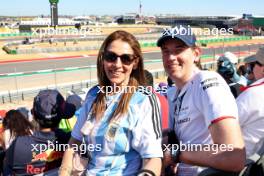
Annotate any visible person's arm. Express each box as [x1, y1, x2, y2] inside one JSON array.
[[177, 72, 246, 172], [59, 137, 81, 176], [141, 158, 162, 175], [180, 118, 245, 172], [132, 93, 163, 176], [59, 88, 96, 175]]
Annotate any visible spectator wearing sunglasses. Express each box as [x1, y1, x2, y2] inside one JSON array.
[[236, 47, 264, 158], [60, 30, 162, 176], [243, 55, 257, 85], [157, 25, 245, 176]]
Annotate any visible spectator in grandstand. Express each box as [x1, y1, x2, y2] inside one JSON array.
[[0, 110, 34, 176], [0, 110, 6, 175], [0, 110, 6, 119], [60, 30, 162, 176], [144, 69, 168, 97], [237, 64, 248, 83], [237, 64, 247, 77], [217, 54, 246, 97], [236, 47, 264, 158], [156, 82, 168, 97], [59, 94, 83, 132], [0, 109, 34, 150], [17, 106, 39, 131], [223, 51, 239, 65], [144, 69, 154, 87], [0, 110, 6, 133], [3, 89, 77, 175], [244, 54, 257, 85], [157, 25, 245, 176], [17, 107, 32, 121], [221, 51, 248, 86]]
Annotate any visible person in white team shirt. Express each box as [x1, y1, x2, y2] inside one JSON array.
[[157, 25, 245, 176], [60, 30, 162, 176], [236, 47, 264, 158]]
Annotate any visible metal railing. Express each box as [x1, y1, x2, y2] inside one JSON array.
[[0, 69, 167, 104]]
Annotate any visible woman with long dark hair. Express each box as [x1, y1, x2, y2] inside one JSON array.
[[60, 30, 162, 176], [0, 109, 33, 150]]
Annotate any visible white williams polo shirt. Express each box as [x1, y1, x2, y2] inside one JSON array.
[[167, 70, 238, 176], [236, 77, 264, 157]]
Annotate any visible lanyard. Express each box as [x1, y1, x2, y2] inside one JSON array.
[[173, 91, 186, 132]]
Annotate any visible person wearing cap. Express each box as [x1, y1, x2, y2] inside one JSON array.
[[217, 55, 245, 98], [217, 52, 248, 89], [60, 30, 162, 176], [59, 94, 83, 132], [222, 52, 248, 87], [236, 47, 264, 158], [3, 89, 77, 175], [157, 25, 245, 175], [223, 52, 239, 65]]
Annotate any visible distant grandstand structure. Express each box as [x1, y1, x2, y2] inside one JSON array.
[[155, 14, 264, 36], [155, 15, 240, 29]]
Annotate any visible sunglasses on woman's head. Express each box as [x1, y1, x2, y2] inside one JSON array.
[[103, 51, 135, 65]]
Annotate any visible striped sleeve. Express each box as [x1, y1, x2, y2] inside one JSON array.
[[131, 92, 163, 158], [148, 93, 162, 139]]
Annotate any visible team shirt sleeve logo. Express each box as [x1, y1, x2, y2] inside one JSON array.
[[201, 77, 220, 90]]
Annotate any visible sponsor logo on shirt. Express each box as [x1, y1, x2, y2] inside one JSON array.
[[178, 106, 189, 116], [26, 149, 63, 174], [201, 77, 220, 90], [177, 117, 191, 125]]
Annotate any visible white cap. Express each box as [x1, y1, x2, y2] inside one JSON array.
[[223, 52, 238, 64]]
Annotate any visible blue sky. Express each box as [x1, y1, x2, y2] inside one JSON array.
[[1, 0, 263, 17]]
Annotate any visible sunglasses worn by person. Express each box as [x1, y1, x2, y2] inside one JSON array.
[[103, 51, 135, 65], [255, 61, 263, 66], [247, 61, 263, 74]]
